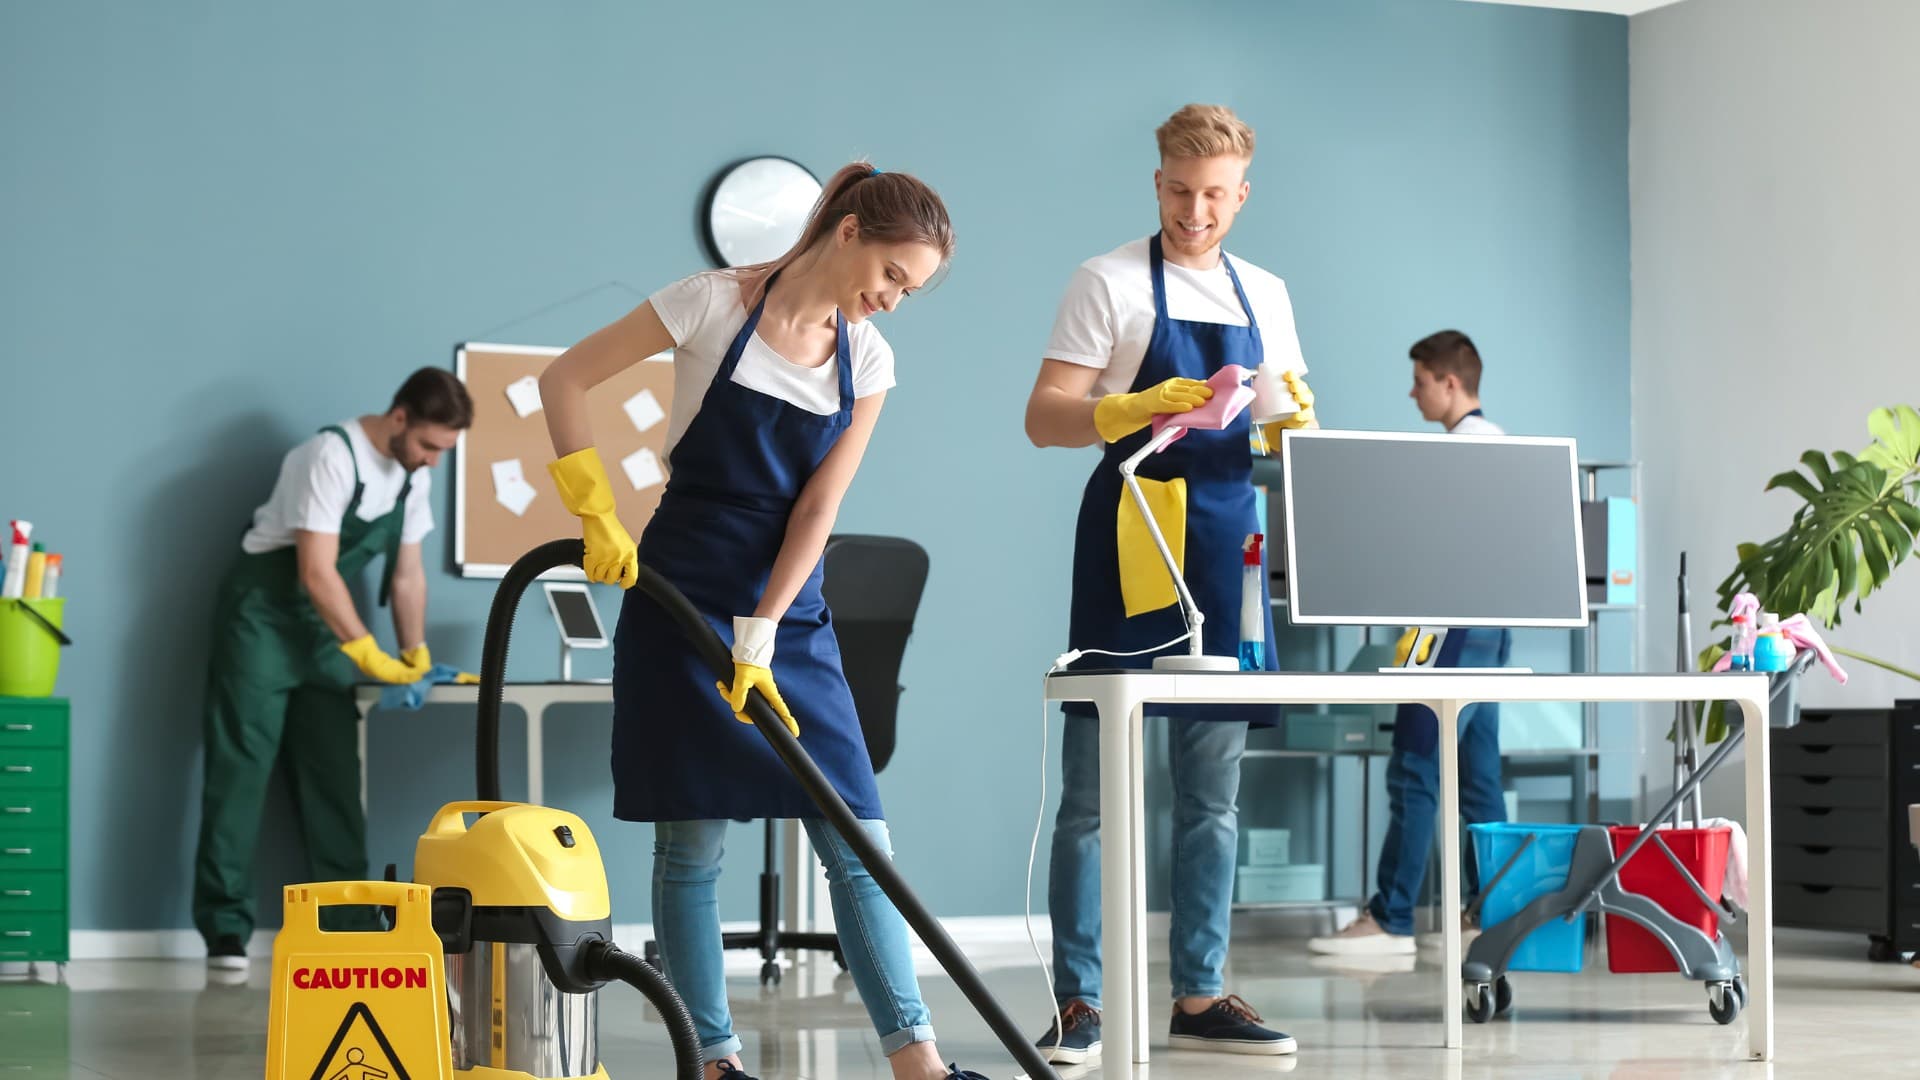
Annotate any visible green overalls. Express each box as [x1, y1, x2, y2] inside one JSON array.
[[192, 425, 410, 943]]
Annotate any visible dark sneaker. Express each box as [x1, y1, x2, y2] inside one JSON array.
[[715, 1063, 759, 1079], [945, 1067, 991, 1079], [1034, 999, 1102, 1064], [1167, 995, 1298, 1055], [206, 934, 248, 972]]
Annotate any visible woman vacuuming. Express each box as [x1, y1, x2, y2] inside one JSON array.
[[539, 162, 985, 1080]]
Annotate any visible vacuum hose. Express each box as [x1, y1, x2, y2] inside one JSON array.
[[475, 538, 702, 1079], [583, 941, 704, 1080], [478, 539, 1060, 1080]]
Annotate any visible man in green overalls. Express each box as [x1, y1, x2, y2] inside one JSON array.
[[193, 368, 474, 971]]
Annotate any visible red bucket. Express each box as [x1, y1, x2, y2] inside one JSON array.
[[1604, 825, 1732, 974]]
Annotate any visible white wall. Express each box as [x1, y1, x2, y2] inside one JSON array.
[[1631, 0, 1920, 812]]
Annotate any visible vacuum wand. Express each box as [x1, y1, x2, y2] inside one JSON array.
[[478, 540, 1060, 1080]]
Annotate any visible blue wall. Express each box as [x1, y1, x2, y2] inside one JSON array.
[[0, 0, 1627, 932]]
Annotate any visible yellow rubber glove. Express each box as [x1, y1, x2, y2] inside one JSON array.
[[548, 448, 639, 589], [401, 645, 480, 684], [1276, 372, 1316, 430], [713, 616, 799, 737], [718, 663, 799, 738], [1092, 376, 1213, 443], [341, 635, 432, 684], [1394, 628, 1437, 666]]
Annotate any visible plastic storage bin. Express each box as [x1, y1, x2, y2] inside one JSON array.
[[1603, 825, 1731, 973], [1234, 864, 1324, 904], [1470, 822, 1588, 973]]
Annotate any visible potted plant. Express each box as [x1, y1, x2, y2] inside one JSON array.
[[1695, 405, 1920, 740]]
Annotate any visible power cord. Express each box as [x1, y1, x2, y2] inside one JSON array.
[[1025, 631, 1190, 1062]]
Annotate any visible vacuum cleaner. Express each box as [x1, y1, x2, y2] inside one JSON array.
[[452, 539, 1060, 1080]]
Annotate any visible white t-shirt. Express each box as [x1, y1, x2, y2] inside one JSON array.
[[649, 270, 896, 463], [241, 420, 435, 554], [1044, 236, 1308, 396], [1448, 411, 1505, 436]]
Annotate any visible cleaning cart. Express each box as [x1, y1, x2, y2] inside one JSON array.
[[1461, 649, 1814, 1025]]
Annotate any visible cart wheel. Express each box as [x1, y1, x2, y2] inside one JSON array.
[[759, 960, 781, 987], [1494, 975, 1514, 1016], [1465, 982, 1496, 1024], [1868, 936, 1897, 963], [1707, 981, 1741, 1025], [1730, 977, 1746, 1009]]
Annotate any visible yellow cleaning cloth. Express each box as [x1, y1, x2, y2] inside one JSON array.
[[1117, 477, 1187, 618]]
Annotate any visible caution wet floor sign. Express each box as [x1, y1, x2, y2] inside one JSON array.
[[265, 881, 451, 1080]]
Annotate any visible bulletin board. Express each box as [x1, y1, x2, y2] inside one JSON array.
[[453, 342, 675, 578]]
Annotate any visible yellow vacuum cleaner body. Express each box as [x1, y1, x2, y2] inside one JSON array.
[[414, 801, 614, 1080]]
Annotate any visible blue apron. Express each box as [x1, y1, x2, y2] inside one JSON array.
[[1065, 234, 1280, 724], [610, 285, 882, 822]]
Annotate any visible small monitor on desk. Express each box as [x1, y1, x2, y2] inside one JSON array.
[[1278, 429, 1587, 629], [545, 582, 610, 647], [544, 582, 610, 681]]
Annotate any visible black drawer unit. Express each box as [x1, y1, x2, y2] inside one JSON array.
[[1768, 700, 1920, 961]]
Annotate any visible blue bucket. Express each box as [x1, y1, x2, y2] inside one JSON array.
[[1470, 822, 1588, 973]]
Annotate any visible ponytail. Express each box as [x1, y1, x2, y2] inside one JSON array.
[[733, 160, 953, 310]]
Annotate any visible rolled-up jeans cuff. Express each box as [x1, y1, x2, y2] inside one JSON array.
[[879, 1023, 937, 1056], [701, 1035, 743, 1063], [1171, 985, 1224, 1001]]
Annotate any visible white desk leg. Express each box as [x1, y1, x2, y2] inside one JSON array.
[[527, 705, 544, 807], [1127, 700, 1147, 1061], [782, 819, 807, 937], [1098, 688, 1149, 1070], [1739, 694, 1773, 1061], [1438, 699, 1464, 1051], [355, 701, 372, 813]]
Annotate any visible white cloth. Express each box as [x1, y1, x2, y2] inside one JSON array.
[[241, 419, 434, 554], [1447, 412, 1505, 436], [1043, 236, 1308, 396], [1650, 817, 1749, 908], [649, 270, 896, 463]]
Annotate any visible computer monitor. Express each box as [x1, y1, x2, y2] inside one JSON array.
[[1278, 429, 1588, 628]]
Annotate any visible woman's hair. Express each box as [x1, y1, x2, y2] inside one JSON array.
[[734, 160, 955, 309]]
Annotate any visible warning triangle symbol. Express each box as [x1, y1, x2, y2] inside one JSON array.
[[308, 1001, 413, 1080]]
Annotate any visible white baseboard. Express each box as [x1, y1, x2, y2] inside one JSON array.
[[68, 914, 1114, 970]]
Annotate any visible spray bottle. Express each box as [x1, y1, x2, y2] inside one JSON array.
[[1240, 533, 1266, 671], [1, 521, 31, 599]]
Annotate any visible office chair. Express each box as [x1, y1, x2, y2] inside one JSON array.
[[645, 535, 931, 985]]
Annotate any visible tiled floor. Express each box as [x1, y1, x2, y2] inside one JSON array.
[[3, 928, 1915, 1078]]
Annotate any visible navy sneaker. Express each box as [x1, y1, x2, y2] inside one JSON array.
[[1034, 999, 1102, 1064], [945, 1067, 991, 1079], [715, 1062, 759, 1079], [1167, 995, 1298, 1055]]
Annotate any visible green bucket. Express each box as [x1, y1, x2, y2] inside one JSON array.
[[0, 598, 65, 697]]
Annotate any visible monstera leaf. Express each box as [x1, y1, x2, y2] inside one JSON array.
[[1691, 406, 1920, 742]]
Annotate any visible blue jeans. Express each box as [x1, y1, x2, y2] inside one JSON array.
[[1368, 629, 1511, 936], [652, 818, 934, 1062], [1050, 713, 1246, 1007]]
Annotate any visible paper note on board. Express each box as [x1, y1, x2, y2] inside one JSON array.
[[623, 388, 665, 433], [621, 447, 664, 492], [491, 458, 538, 516], [505, 375, 543, 418]]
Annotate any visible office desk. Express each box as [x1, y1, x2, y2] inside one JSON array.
[[1043, 669, 1774, 1070], [352, 682, 613, 807]]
